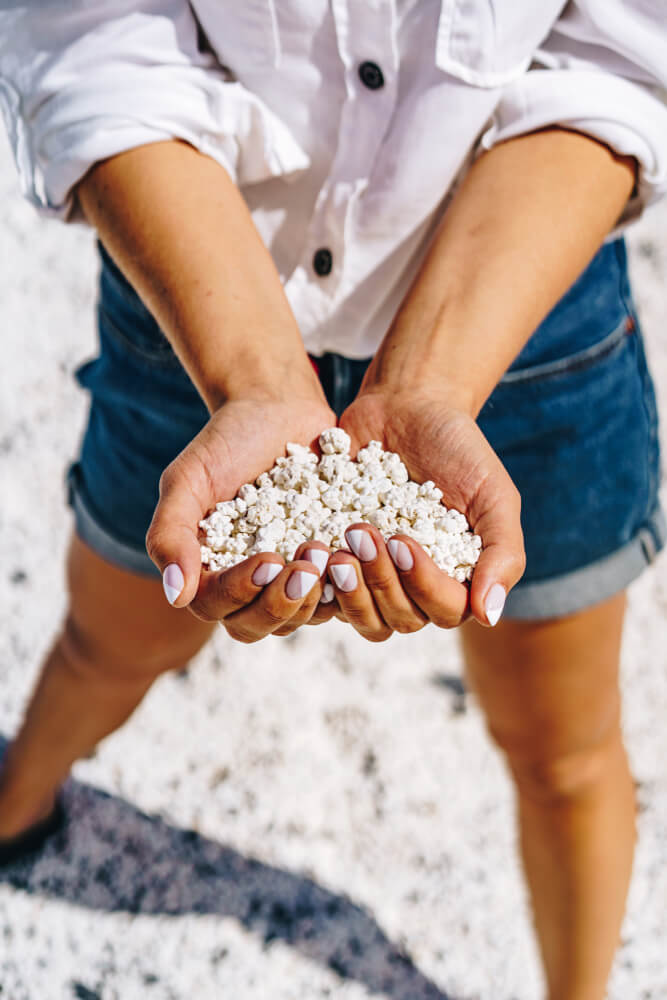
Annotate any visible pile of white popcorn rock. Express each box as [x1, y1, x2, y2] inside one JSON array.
[[199, 428, 482, 582]]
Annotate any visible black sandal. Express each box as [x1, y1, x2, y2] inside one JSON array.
[[0, 796, 66, 866]]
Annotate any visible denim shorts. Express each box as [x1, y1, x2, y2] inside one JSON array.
[[67, 239, 665, 620]]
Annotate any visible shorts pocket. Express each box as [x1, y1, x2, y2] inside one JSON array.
[[500, 314, 633, 385]]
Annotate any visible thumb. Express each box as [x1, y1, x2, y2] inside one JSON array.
[[468, 475, 526, 627], [146, 456, 212, 608]]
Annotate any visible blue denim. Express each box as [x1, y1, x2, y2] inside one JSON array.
[[68, 239, 664, 619]]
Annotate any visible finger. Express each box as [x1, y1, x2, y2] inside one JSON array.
[[146, 456, 214, 608], [467, 476, 526, 627], [306, 582, 340, 624], [344, 525, 428, 634], [272, 542, 330, 636], [386, 535, 469, 629], [190, 553, 285, 622], [327, 553, 392, 643], [223, 560, 320, 643]]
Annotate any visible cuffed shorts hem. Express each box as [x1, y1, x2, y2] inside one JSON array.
[[503, 504, 666, 621], [67, 463, 161, 579]]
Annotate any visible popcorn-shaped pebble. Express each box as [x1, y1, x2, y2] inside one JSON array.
[[367, 508, 399, 533], [318, 454, 352, 485], [286, 441, 316, 462], [214, 500, 239, 520], [418, 480, 443, 501], [319, 427, 351, 455], [284, 489, 311, 517], [238, 483, 258, 506], [436, 510, 467, 534], [410, 518, 437, 546], [322, 487, 344, 511]]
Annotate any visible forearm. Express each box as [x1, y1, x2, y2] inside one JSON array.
[[365, 128, 637, 415], [76, 140, 322, 412]]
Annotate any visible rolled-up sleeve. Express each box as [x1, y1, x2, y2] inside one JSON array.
[[479, 0, 667, 224], [0, 1, 309, 220]]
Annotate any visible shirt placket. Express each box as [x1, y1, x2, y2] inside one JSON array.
[[289, 0, 400, 347]]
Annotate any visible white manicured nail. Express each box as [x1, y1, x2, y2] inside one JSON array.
[[252, 562, 282, 587], [286, 570, 319, 600], [330, 563, 357, 593], [387, 539, 414, 571], [485, 583, 506, 626], [345, 529, 377, 562], [321, 582, 335, 604], [162, 563, 184, 605], [304, 548, 329, 576]]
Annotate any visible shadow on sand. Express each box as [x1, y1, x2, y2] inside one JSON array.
[[0, 739, 459, 1000]]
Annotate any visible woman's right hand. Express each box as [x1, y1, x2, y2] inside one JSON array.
[[146, 394, 340, 642]]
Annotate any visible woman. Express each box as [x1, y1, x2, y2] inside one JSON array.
[[0, 3, 665, 997]]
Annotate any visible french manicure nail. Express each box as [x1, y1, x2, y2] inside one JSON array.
[[304, 548, 329, 576], [163, 563, 184, 605], [321, 582, 335, 604], [252, 562, 283, 587], [485, 583, 506, 626], [330, 563, 357, 593], [286, 570, 319, 600], [346, 529, 377, 562], [387, 539, 414, 571]]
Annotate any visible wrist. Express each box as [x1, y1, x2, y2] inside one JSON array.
[[206, 352, 327, 411], [362, 325, 481, 417]]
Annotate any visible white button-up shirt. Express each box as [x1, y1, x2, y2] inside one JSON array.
[[1, 1, 666, 358]]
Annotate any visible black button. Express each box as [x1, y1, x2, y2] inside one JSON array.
[[313, 247, 333, 276], [358, 60, 384, 90]]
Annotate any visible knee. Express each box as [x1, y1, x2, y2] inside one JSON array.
[[59, 612, 198, 685], [488, 723, 624, 805]]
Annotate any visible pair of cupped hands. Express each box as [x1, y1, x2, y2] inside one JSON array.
[[146, 386, 526, 643]]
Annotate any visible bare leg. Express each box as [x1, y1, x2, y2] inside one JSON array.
[[460, 592, 635, 1000], [0, 533, 215, 839]]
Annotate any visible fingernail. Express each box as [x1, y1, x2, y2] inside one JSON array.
[[330, 563, 357, 593], [304, 548, 329, 576], [252, 562, 282, 587], [321, 582, 335, 604], [163, 563, 184, 605], [345, 529, 377, 562], [286, 570, 319, 600], [387, 539, 414, 571], [485, 583, 506, 626]]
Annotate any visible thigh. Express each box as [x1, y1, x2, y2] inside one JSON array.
[[460, 593, 626, 768], [63, 532, 215, 682]]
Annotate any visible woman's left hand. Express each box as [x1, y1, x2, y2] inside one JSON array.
[[316, 387, 526, 640]]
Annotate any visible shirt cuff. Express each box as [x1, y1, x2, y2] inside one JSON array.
[[5, 68, 310, 222], [479, 68, 667, 228]]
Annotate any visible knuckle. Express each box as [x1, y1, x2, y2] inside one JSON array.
[[187, 598, 218, 624], [364, 571, 397, 595], [223, 622, 258, 644], [158, 463, 177, 496], [361, 626, 393, 643], [339, 602, 367, 626], [144, 525, 165, 564], [431, 611, 461, 630], [260, 599, 291, 628], [392, 618, 424, 634]]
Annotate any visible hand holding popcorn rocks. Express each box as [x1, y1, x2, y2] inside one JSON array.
[[199, 428, 482, 583]]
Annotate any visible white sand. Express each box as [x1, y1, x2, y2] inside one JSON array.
[[1, 130, 665, 1000]]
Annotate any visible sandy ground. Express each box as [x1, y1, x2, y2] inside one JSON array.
[[0, 128, 666, 1000]]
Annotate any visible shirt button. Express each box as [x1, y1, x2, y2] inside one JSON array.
[[358, 60, 384, 90], [313, 247, 333, 276]]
